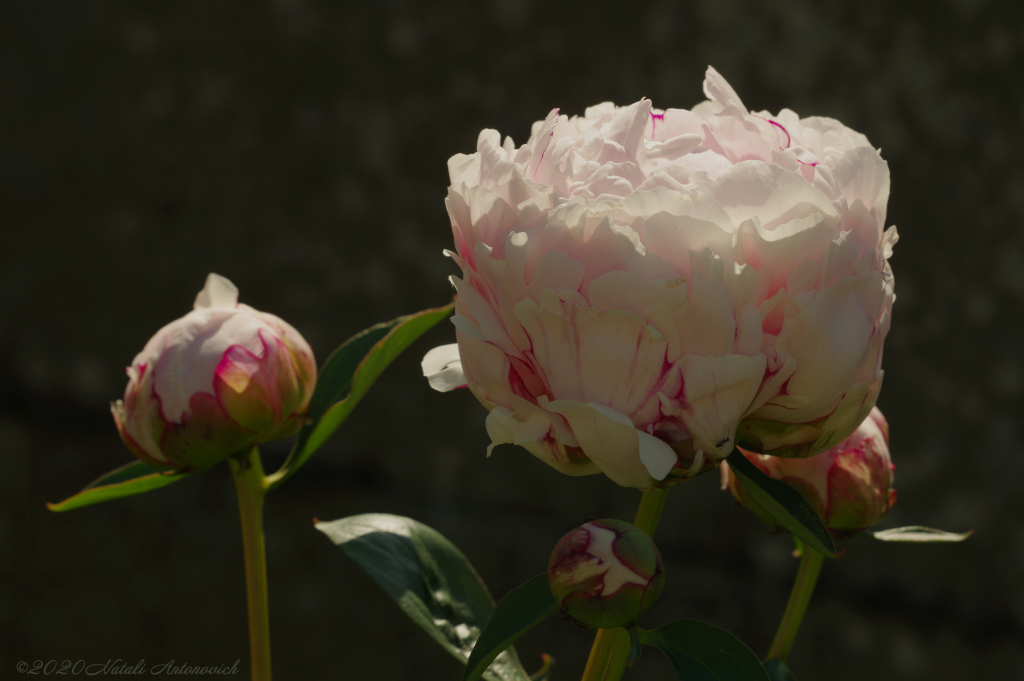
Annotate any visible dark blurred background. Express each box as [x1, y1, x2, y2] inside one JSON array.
[[2, 0, 1022, 678]]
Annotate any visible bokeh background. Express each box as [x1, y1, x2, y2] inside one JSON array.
[[3, 0, 1023, 678]]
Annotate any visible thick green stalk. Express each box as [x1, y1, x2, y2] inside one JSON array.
[[766, 542, 825, 662], [580, 628, 631, 681], [580, 488, 670, 681], [230, 448, 272, 681], [631, 487, 669, 537]]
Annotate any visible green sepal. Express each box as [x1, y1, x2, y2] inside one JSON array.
[[726, 451, 839, 558], [640, 620, 771, 680], [463, 573, 557, 681], [868, 526, 972, 543], [269, 303, 453, 489], [47, 460, 190, 512], [528, 655, 554, 681], [628, 624, 642, 666], [315, 513, 531, 681], [762, 659, 797, 681]]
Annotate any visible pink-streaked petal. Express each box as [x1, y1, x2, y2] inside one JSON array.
[[514, 294, 669, 421], [671, 353, 767, 459]]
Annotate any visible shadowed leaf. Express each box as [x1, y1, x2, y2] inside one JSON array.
[[316, 513, 531, 681], [270, 303, 453, 488], [464, 573, 556, 681], [726, 451, 838, 558], [641, 620, 771, 681], [762, 659, 797, 681], [47, 460, 189, 512]]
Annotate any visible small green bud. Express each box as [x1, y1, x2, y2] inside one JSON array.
[[547, 518, 665, 629]]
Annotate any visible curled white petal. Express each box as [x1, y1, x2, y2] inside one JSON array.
[[484, 405, 551, 457], [546, 400, 655, 488], [194, 273, 239, 310], [421, 344, 466, 393], [637, 431, 677, 481]]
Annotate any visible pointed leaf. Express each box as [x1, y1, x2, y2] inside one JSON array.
[[315, 513, 531, 681], [47, 460, 190, 512], [640, 620, 771, 681], [464, 573, 557, 681], [271, 303, 453, 488], [726, 451, 839, 558], [869, 526, 972, 543], [762, 659, 797, 681]]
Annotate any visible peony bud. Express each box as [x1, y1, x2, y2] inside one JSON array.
[[547, 519, 665, 629], [112, 274, 317, 470], [425, 66, 895, 490], [722, 408, 896, 532]]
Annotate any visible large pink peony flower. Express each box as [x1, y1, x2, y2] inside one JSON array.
[[424, 67, 896, 490], [721, 407, 896, 532], [113, 273, 317, 469]]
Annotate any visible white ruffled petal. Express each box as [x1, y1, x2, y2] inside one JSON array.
[[760, 272, 884, 422], [698, 161, 840, 232]]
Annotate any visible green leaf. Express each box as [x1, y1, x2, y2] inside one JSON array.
[[47, 460, 190, 512], [464, 573, 557, 681], [762, 659, 797, 681], [270, 303, 453, 489], [315, 513, 531, 681], [868, 526, 973, 543], [726, 451, 839, 558], [641, 620, 771, 681]]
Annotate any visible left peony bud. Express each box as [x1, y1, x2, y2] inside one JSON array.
[[547, 519, 665, 629], [721, 407, 896, 532], [111, 274, 317, 470]]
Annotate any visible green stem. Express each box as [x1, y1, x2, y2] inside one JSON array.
[[580, 628, 631, 681], [580, 488, 670, 681], [230, 448, 272, 681], [632, 487, 669, 537], [766, 541, 825, 662]]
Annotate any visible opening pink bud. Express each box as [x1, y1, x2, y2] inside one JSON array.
[[722, 407, 896, 532], [547, 518, 664, 629], [111, 274, 317, 470]]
